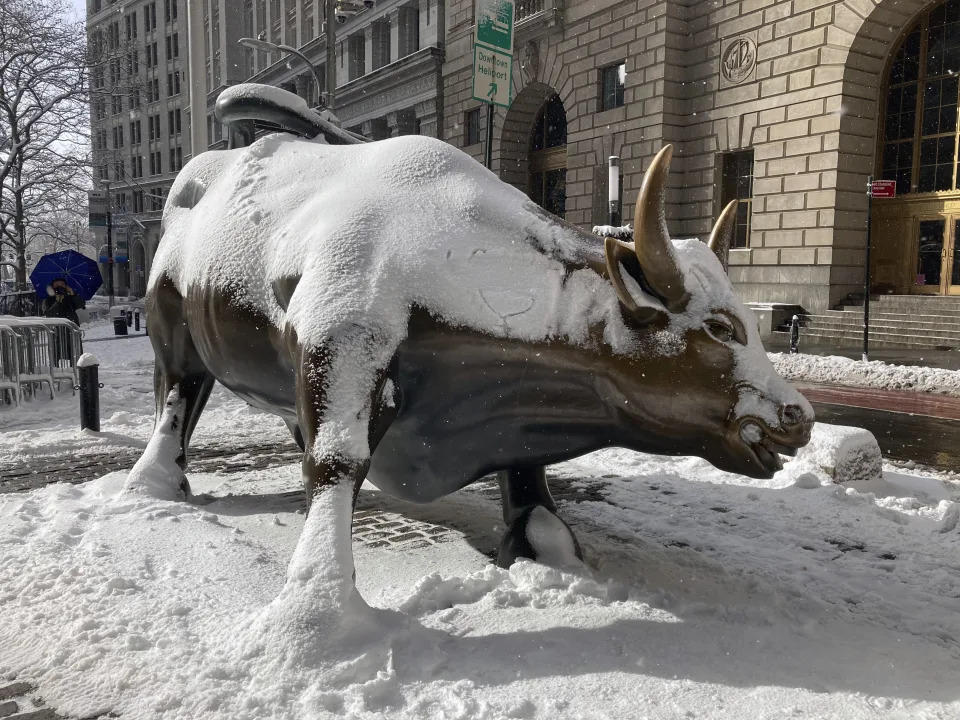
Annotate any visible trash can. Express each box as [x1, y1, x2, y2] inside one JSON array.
[[110, 306, 129, 336]]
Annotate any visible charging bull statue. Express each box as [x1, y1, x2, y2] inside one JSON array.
[[125, 91, 813, 592]]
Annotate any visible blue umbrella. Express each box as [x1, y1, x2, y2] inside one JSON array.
[[29, 250, 103, 301]]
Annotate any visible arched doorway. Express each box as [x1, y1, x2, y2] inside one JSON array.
[[874, 0, 960, 295], [527, 94, 567, 218], [131, 240, 147, 297]]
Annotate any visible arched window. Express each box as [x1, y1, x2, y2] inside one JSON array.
[[529, 94, 567, 217], [881, 0, 960, 195]]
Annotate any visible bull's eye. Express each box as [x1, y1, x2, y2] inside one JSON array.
[[704, 319, 734, 344]]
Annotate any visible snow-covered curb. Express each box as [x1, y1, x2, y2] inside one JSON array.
[[770, 352, 960, 396]]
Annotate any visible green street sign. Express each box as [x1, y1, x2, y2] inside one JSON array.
[[88, 212, 107, 227], [472, 44, 513, 108], [476, 0, 514, 54]]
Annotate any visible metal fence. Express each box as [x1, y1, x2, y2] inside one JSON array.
[[0, 316, 83, 406]]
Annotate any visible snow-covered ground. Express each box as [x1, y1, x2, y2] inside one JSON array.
[[0, 320, 289, 466], [771, 351, 960, 396], [1, 327, 959, 719]]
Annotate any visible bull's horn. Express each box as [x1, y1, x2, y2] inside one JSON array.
[[634, 145, 689, 310], [707, 199, 739, 273]]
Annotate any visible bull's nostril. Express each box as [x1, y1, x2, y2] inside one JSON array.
[[780, 403, 806, 427]]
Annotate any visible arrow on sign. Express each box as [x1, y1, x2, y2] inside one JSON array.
[[488, 82, 497, 98]]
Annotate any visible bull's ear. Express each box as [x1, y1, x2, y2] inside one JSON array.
[[604, 236, 666, 325], [707, 199, 738, 273], [633, 145, 689, 312]]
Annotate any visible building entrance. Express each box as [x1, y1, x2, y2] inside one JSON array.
[[874, 0, 960, 294]]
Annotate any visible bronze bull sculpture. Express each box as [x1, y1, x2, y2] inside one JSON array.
[[125, 122, 812, 594]]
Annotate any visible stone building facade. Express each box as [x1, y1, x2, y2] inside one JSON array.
[[240, 0, 444, 141], [443, 0, 954, 314], [88, 0, 189, 297], [88, 0, 443, 296]]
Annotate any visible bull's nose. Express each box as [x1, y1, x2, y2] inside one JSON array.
[[780, 403, 809, 427]]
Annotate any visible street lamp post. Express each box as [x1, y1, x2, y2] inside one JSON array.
[[238, 37, 326, 109], [102, 181, 115, 307], [608, 156, 621, 227]]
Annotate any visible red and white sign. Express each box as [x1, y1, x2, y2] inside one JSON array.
[[871, 180, 897, 198]]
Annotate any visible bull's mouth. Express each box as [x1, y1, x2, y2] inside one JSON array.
[[737, 418, 805, 475]]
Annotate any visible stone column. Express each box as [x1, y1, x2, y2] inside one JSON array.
[[387, 108, 417, 136], [364, 24, 374, 79], [389, 9, 401, 64], [415, 98, 438, 138]]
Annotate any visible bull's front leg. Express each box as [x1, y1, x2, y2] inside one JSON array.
[[259, 331, 397, 642]]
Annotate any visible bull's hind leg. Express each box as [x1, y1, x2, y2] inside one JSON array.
[[497, 465, 583, 568], [125, 276, 215, 500]]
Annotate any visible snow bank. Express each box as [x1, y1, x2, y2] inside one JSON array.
[[771, 352, 960, 396], [794, 423, 882, 484]]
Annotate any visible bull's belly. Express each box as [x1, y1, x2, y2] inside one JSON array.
[[366, 362, 618, 503]]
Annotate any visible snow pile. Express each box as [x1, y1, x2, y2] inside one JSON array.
[[793, 423, 882, 484], [771, 352, 960, 395]]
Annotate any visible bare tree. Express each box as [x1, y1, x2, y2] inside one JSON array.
[[0, 0, 91, 289], [0, 0, 138, 291]]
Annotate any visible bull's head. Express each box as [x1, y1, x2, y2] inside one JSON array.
[[596, 145, 813, 478]]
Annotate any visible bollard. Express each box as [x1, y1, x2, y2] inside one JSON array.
[[134, 310, 141, 331], [77, 353, 102, 432], [789, 314, 800, 355], [126, 309, 133, 327]]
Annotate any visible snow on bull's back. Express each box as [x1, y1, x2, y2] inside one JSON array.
[[153, 133, 626, 349]]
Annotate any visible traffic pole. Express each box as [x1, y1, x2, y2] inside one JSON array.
[[484, 101, 494, 170], [863, 176, 873, 362]]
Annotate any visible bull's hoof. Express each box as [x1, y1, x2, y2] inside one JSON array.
[[497, 506, 583, 569], [124, 458, 191, 501]]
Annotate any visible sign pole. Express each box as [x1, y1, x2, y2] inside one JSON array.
[[863, 175, 873, 362], [484, 101, 494, 170]]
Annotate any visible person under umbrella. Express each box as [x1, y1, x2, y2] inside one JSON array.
[[42, 277, 85, 325], [42, 277, 86, 366]]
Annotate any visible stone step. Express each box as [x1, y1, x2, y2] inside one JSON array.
[[839, 307, 960, 320], [835, 307, 960, 319], [866, 299, 960, 310], [802, 319, 960, 338], [776, 327, 960, 349], [816, 312, 960, 326]]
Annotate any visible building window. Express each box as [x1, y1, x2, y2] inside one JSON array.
[[111, 94, 123, 115], [599, 62, 626, 112], [372, 20, 391, 71], [398, 5, 419, 58], [529, 94, 567, 218], [348, 34, 365, 81], [881, 2, 960, 195], [720, 150, 754, 249], [465, 107, 481, 145]]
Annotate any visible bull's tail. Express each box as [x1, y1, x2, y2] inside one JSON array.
[[214, 83, 368, 148]]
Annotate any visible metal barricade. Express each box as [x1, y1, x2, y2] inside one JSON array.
[[33, 318, 82, 390], [0, 315, 84, 405], [0, 323, 21, 405], [0, 316, 55, 400]]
